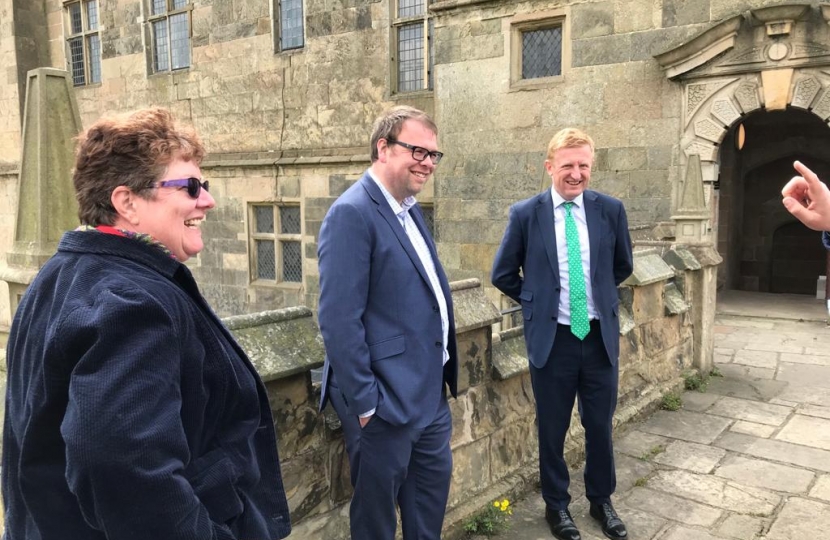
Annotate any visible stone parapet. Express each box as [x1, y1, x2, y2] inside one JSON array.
[[0, 262, 712, 539]]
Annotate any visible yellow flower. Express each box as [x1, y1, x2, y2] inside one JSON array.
[[493, 501, 500, 508]]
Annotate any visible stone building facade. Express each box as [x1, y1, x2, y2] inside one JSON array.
[[2, 0, 830, 331]]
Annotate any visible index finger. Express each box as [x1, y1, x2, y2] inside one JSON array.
[[793, 160, 821, 188]]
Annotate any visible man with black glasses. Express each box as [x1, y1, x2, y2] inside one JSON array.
[[317, 106, 458, 540]]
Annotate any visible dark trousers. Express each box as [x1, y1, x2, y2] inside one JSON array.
[[529, 320, 619, 511], [329, 383, 453, 540]]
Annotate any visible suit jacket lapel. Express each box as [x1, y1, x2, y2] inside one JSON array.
[[534, 193, 560, 283], [360, 175, 434, 290], [584, 190, 602, 281]]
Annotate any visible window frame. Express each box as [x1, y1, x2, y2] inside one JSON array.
[[509, 8, 570, 91], [390, 0, 434, 94], [249, 203, 304, 287], [146, 0, 193, 74], [64, 0, 102, 87], [273, 0, 305, 53]]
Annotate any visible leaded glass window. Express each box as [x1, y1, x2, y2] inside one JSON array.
[[393, 0, 432, 93], [278, 0, 304, 51], [65, 0, 101, 86], [521, 26, 562, 80], [148, 0, 191, 73], [250, 204, 303, 284]]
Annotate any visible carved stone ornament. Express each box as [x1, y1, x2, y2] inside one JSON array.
[[711, 98, 740, 125], [734, 80, 762, 113], [813, 88, 830, 120], [694, 118, 725, 143], [683, 139, 718, 162], [686, 80, 735, 123], [791, 76, 823, 109]]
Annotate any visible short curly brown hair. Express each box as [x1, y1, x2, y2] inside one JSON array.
[[73, 108, 205, 226]]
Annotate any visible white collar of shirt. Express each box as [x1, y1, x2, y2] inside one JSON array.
[[551, 188, 584, 209], [368, 169, 417, 216]]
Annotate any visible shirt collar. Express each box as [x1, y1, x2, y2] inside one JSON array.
[[551, 188, 584, 209], [368, 168, 418, 215]]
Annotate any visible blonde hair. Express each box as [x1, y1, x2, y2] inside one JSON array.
[[546, 128, 595, 161]]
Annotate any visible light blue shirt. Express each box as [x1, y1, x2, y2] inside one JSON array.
[[551, 188, 598, 324]]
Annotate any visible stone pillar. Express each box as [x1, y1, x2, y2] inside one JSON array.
[[0, 68, 82, 341], [664, 245, 722, 374]]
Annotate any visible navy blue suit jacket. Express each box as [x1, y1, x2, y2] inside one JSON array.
[[491, 189, 633, 368], [318, 173, 458, 429]]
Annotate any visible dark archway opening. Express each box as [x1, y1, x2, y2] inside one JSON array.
[[717, 108, 830, 295]]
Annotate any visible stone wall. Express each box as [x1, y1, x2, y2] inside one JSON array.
[[242, 255, 709, 539]]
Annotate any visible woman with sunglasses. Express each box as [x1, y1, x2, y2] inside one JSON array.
[[2, 108, 292, 540]]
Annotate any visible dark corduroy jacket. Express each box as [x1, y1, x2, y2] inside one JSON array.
[[2, 231, 291, 540]]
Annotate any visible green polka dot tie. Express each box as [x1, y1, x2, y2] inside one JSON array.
[[563, 202, 589, 340]]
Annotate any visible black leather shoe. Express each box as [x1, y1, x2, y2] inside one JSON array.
[[589, 502, 627, 540], [545, 508, 581, 540]]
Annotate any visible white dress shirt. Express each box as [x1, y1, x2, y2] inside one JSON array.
[[551, 188, 598, 324]]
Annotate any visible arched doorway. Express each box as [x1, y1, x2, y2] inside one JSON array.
[[717, 108, 830, 294]]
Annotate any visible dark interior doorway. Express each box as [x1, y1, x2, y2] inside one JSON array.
[[717, 108, 830, 295]]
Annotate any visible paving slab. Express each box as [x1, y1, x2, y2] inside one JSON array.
[[714, 431, 830, 473], [809, 474, 830, 502], [728, 420, 776, 438], [715, 513, 768, 540], [779, 351, 830, 366], [765, 497, 830, 540], [637, 410, 731, 445], [746, 342, 803, 354], [615, 430, 671, 460], [774, 414, 830, 451], [660, 524, 735, 540], [776, 384, 830, 407], [647, 469, 780, 515], [705, 376, 787, 401], [651, 440, 726, 473], [680, 392, 720, 412], [733, 349, 778, 369], [614, 453, 656, 493], [713, 455, 814, 494], [706, 395, 792, 426], [623, 487, 723, 527], [776, 362, 830, 389], [714, 362, 775, 380], [610, 505, 667, 540], [799, 404, 830, 420]]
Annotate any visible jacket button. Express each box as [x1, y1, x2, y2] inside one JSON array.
[[435, 341, 442, 348], [433, 305, 439, 312]]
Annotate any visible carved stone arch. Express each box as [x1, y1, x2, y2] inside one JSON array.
[[657, 4, 830, 246]]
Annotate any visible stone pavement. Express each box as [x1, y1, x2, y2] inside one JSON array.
[[474, 291, 830, 540]]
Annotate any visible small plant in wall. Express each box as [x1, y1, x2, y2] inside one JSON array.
[[464, 499, 513, 536]]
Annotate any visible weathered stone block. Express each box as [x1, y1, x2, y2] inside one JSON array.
[[663, 0, 710, 27], [447, 437, 490, 507], [632, 281, 664, 324], [456, 328, 490, 393], [572, 34, 632, 67], [281, 447, 332, 521], [607, 147, 648, 172], [490, 417, 537, 482], [572, 2, 614, 39]]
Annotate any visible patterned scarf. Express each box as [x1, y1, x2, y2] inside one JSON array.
[[76, 224, 178, 261]]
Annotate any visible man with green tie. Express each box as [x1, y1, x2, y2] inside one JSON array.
[[491, 128, 633, 540]]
